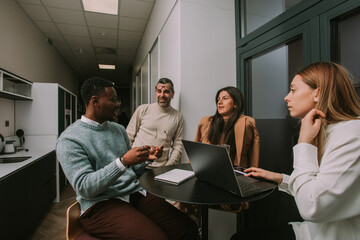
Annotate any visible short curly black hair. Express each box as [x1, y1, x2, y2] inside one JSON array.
[[80, 76, 114, 106]]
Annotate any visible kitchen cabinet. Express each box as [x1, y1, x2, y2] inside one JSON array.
[[0, 167, 27, 239], [16, 83, 77, 201], [0, 151, 56, 239], [0, 68, 32, 101], [26, 151, 57, 235]]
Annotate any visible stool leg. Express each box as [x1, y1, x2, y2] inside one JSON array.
[[201, 205, 208, 240]]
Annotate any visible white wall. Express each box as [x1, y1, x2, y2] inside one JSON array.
[[132, 0, 177, 111], [133, 0, 236, 141], [133, 1, 237, 238], [0, 0, 79, 137], [158, 4, 181, 109], [179, 0, 236, 141], [150, 41, 159, 103], [0, 0, 78, 93], [133, 0, 177, 75]]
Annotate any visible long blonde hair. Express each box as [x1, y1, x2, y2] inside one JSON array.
[[297, 62, 360, 158]]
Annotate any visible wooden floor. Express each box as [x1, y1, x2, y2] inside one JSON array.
[[30, 184, 76, 240]]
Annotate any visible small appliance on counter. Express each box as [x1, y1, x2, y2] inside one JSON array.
[[3, 140, 16, 154], [3, 129, 26, 152], [4, 135, 20, 148], [16, 129, 26, 151], [1, 129, 28, 154], [0, 134, 4, 153]]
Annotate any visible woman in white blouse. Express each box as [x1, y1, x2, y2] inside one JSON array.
[[245, 62, 360, 240]]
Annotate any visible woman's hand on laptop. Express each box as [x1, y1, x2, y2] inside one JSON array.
[[244, 167, 283, 184]]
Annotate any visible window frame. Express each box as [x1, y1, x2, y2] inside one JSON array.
[[235, 0, 355, 115]]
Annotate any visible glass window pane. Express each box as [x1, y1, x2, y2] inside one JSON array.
[[249, 38, 303, 119], [334, 12, 360, 97], [244, 0, 302, 35]]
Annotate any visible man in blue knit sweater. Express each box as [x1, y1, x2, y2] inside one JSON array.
[[56, 77, 198, 239]]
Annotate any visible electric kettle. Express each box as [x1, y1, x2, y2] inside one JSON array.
[[3, 140, 15, 154]]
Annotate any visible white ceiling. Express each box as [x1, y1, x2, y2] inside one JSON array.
[[16, 0, 156, 88]]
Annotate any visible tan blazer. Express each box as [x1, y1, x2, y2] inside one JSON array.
[[194, 115, 260, 168]]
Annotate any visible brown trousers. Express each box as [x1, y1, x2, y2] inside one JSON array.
[[79, 192, 198, 240]]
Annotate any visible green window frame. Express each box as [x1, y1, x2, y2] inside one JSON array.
[[235, 0, 359, 114]]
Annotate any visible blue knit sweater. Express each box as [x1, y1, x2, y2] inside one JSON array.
[[56, 120, 143, 212]]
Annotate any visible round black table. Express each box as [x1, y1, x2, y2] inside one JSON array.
[[139, 164, 274, 239]]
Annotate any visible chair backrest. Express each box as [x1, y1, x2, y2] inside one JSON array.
[[66, 201, 85, 240]]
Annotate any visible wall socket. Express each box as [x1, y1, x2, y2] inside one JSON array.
[[5, 120, 9, 127]]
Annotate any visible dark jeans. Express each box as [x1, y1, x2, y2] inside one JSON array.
[[79, 192, 198, 240]]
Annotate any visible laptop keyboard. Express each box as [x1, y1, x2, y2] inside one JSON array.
[[237, 180, 265, 197], [235, 173, 274, 197]]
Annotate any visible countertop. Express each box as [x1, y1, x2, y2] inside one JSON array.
[[0, 147, 55, 180]]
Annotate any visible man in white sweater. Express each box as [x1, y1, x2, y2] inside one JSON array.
[[126, 78, 184, 168]]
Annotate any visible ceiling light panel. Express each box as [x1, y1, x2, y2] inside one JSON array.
[[99, 64, 116, 70], [82, 0, 118, 15]]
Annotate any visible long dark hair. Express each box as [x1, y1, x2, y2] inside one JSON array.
[[208, 87, 244, 159]]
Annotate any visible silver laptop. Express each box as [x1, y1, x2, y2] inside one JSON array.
[[182, 140, 276, 197]]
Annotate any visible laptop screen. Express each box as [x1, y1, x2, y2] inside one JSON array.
[[182, 140, 242, 195]]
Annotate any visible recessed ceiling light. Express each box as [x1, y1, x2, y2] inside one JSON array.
[[99, 64, 116, 70], [82, 0, 118, 15]]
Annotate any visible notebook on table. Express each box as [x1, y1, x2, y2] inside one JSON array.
[[182, 140, 276, 197], [154, 168, 195, 185]]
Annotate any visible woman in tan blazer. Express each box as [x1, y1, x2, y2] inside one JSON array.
[[195, 86, 259, 168], [195, 86, 259, 167], [179, 87, 260, 222]]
